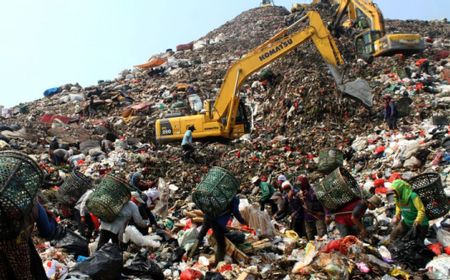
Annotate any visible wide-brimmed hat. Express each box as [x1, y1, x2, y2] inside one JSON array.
[[251, 176, 260, 184], [367, 194, 382, 208]]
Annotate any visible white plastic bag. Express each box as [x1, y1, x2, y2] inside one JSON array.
[[122, 226, 161, 248], [426, 255, 450, 279], [436, 228, 450, 247]]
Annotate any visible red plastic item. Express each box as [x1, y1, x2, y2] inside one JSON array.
[[427, 242, 443, 256], [90, 213, 100, 231], [388, 173, 402, 182], [218, 264, 232, 273], [321, 235, 359, 255], [180, 269, 203, 280], [374, 146, 385, 154], [444, 246, 450, 255]]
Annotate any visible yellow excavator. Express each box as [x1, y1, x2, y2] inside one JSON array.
[[155, 11, 372, 143], [331, 0, 425, 58]]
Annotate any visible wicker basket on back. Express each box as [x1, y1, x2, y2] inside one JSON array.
[[192, 167, 239, 218], [408, 173, 449, 220], [314, 167, 361, 211], [86, 175, 131, 222], [0, 151, 43, 240], [58, 171, 92, 206]]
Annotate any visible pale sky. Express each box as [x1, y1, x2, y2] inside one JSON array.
[[0, 0, 448, 108]]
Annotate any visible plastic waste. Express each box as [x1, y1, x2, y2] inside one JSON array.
[[426, 255, 450, 279], [436, 228, 450, 247], [180, 268, 203, 280], [122, 225, 161, 248], [51, 228, 89, 257], [123, 250, 164, 280], [292, 242, 318, 273], [44, 259, 68, 279], [74, 243, 122, 280]]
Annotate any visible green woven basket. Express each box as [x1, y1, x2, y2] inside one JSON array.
[[86, 175, 131, 222], [318, 149, 344, 174], [58, 171, 92, 206], [314, 167, 361, 211], [0, 151, 43, 240], [192, 167, 239, 218]]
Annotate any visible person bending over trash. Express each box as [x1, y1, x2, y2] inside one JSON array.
[[326, 195, 382, 239], [389, 179, 429, 243], [252, 176, 277, 214], [97, 200, 149, 251], [189, 196, 247, 264]]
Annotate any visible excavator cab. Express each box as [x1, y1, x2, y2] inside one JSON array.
[[355, 30, 383, 59]]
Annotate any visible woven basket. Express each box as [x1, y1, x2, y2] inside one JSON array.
[[408, 173, 449, 220], [86, 175, 131, 222], [192, 167, 239, 218], [314, 167, 361, 211], [58, 171, 92, 206], [318, 149, 344, 174], [0, 151, 43, 240]]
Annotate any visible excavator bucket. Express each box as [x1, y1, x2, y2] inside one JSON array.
[[327, 65, 373, 107]]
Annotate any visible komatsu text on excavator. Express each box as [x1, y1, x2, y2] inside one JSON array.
[[331, 0, 425, 58], [155, 11, 372, 143]]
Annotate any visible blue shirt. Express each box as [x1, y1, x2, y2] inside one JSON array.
[[181, 130, 193, 146], [214, 197, 246, 231], [35, 203, 57, 239]]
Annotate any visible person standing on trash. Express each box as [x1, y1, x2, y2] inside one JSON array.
[[389, 179, 429, 243], [270, 191, 289, 221], [181, 125, 196, 161], [297, 176, 327, 240], [252, 176, 277, 214], [383, 95, 397, 130], [326, 195, 382, 239], [74, 189, 96, 239], [0, 198, 57, 280], [97, 199, 149, 251], [282, 180, 306, 238], [190, 196, 247, 264]]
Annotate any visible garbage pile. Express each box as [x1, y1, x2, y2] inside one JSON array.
[[1, 3, 450, 280]]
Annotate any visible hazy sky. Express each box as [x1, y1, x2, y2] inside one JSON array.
[[1, 0, 448, 108]]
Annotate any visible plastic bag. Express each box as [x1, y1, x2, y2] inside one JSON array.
[[74, 243, 122, 280], [426, 255, 450, 280], [292, 242, 318, 273], [204, 271, 225, 280], [123, 250, 164, 280], [122, 225, 161, 248], [436, 228, 450, 247], [237, 205, 274, 237], [177, 227, 199, 251], [44, 259, 68, 279], [180, 268, 203, 280], [51, 229, 89, 257]]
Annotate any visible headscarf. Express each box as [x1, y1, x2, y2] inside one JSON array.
[[297, 176, 311, 191], [277, 174, 287, 182], [130, 172, 142, 187], [391, 179, 413, 205]]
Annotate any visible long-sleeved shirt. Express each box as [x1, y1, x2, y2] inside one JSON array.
[[213, 197, 246, 231], [259, 181, 275, 201], [35, 203, 57, 239], [74, 189, 93, 217], [100, 201, 148, 235], [394, 192, 428, 226], [181, 130, 192, 146], [302, 189, 325, 222]]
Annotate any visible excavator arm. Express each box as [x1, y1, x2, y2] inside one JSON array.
[[213, 11, 345, 121]]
